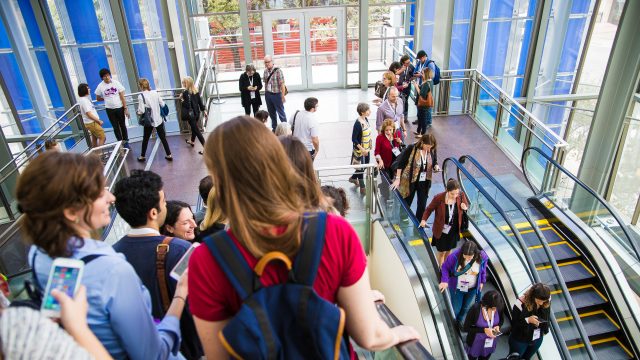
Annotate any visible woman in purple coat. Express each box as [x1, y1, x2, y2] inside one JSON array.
[[463, 291, 504, 360], [439, 241, 489, 325]]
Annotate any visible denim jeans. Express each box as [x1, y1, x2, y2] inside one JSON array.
[[508, 336, 544, 360], [450, 287, 477, 323], [265, 91, 286, 131]]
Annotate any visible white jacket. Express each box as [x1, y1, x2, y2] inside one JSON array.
[[137, 90, 165, 127]]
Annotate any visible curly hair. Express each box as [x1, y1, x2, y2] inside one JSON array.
[[16, 152, 104, 257], [321, 186, 349, 217], [113, 170, 163, 228]]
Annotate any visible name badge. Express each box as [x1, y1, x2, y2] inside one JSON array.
[[484, 338, 494, 348], [442, 224, 452, 234], [250, 91, 256, 99], [392, 148, 401, 156], [532, 328, 541, 341], [419, 172, 427, 182], [457, 280, 469, 292]]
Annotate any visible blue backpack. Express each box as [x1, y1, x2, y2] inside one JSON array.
[[426, 60, 441, 85], [203, 212, 350, 359]]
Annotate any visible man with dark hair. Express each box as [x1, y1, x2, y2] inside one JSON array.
[[195, 175, 213, 225], [398, 55, 415, 122], [77, 83, 105, 148], [289, 97, 320, 160], [95, 68, 129, 146], [113, 170, 203, 359]]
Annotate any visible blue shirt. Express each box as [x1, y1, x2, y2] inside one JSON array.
[[29, 239, 184, 360]]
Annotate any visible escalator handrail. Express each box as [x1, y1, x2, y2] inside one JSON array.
[[378, 172, 468, 360], [442, 158, 579, 358], [375, 302, 435, 360], [521, 146, 640, 266], [458, 155, 595, 359]]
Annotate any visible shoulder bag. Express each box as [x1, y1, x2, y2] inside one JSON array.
[[137, 93, 154, 127], [156, 237, 173, 312]]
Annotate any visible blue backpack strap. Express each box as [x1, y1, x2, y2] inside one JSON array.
[[293, 212, 327, 286], [203, 231, 254, 299]]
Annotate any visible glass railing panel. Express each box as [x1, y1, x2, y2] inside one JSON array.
[[377, 173, 465, 360], [473, 78, 501, 134], [315, 165, 376, 253]]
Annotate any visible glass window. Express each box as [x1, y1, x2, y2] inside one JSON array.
[[346, 6, 359, 86], [573, 0, 625, 94], [610, 117, 640, 222], [534, 0, 596, 97], [122, 0, 177, 89], [450, 0, 473, 100], [419, 0, 436, 58], [476, 0, 537, 97], [246, 0, 303, 11], [368, 3, 413, 84]]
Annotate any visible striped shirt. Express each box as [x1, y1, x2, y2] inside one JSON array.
[[264, 67, 285, 93]]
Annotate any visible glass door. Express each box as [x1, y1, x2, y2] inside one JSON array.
[[305, 8, 345, 89], [263, 9, 345, 90], [262, 11, 306, 90]]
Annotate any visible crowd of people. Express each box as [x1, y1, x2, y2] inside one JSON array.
[[0, 50, 555, 360]]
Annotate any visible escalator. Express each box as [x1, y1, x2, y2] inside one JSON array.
[[457, 153, 640, 359]]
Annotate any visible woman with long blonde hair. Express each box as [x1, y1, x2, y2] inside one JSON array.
[[188, 116, 418, 359], [180, 76, 206, 154], [137, 78, 172, 162]]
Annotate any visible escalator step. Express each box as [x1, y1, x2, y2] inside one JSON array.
[[551, 285, 608, 314], [529, 241, 579, 264], [592, 339, 634, 359], [558, 311, 619, 342], [537, 261, 594, 285]]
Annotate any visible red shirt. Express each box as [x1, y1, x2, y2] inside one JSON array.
[[375, 133, 401, 169], [188, 214, 367, 322]]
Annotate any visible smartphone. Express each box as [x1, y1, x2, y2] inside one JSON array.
[[41, 258, 84, 318], [170, 243, 200, 281], [492, 329, 503, 337]]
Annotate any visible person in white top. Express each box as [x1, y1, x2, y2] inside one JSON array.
[[136, 78, 172, 162], [95, 68, 129, 146], [289, 97, 320, 161], [77, 83, 105, 148]]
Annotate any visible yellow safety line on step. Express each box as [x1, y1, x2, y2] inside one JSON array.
[[551, 284, 608, 303], [409, 239, 424, 246], [556, 310, 620, 329], [568, 337, 633, 357], [535, 260, 595, 277]]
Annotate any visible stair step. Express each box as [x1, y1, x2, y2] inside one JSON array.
[[537, 261, 594, 285], [559, 311, 619, 343], [551, 285, 608, 314], [529, 241, 579, 264]]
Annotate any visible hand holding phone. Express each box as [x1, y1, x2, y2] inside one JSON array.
[[170, 244, 200, 281], [41, 258, 84, 318]]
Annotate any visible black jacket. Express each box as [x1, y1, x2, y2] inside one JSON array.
[[391, 143, 438, 181], [239, 72, 263, 108], [463, 303, 504, 347], [180, 90, 205, 121], [510, 299, 550, 343], [397, 64, 415, 96]]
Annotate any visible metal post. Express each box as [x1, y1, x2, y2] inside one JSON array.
[[210, 65, 225, 105], [239, 0, 252, 66], [107, 0, 140, 92], [159, 0, 183, 87], [523, 0, 552, 109], [0, 0, 51, 130], [468, 0, 486, 69], [431, 0, 454, 69], [359, 0, 369, 90]]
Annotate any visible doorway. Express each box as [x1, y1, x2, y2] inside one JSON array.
[[262, 8, 346, 90]]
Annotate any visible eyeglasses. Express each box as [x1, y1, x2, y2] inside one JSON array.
[[265, 60, 272, 63]]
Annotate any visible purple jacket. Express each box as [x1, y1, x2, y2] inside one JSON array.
[[441, 248, 489, 291]]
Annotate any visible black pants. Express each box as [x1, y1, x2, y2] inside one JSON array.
[[243, 102, 260, 117], [141, 123, 171, 157], [349, 154, 370, 185], [106, 107, 129, 142], [188, 117, 205, 145], [403, 180, 432, 220], [402, 93, 410, 120]]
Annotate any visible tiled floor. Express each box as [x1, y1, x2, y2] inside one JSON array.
[[124, 88, 524, 208]]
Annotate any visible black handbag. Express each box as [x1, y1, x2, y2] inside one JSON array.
[[137, 93, 153, 127]]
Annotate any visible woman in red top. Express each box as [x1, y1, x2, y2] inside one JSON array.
[[374, 118, 402, 180], [419, 178, 469, 268], [189, 116, 418, 358]]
